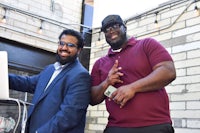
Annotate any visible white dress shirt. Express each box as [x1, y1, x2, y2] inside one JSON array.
[[44, 62, 68, 91]]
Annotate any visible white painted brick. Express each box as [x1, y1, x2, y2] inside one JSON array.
[[42, 29, 60, 39], [171, 92, 200, 101], [98, 104, 106, 111], [170, 101, 186, 110], [186, 15, 200, 27], [171, 52, 186, 61], [45, 23, 63, 34], [187, 101, 200, 110], [187, 2, 200, 11], [182, 119, 187, 127], [160, 21, 185, 34], [90, 111, 104, 117], [128, 26, 147, 35], [0, 0, 83, 52], [92, 40, 106, 51], [187, 32, 200, 43], [161, 6, 185, 19], [21, 36, 36, 46], [175, 58, 200, 69], [9, 11, 27, 23], [95, 50, 108, 58], [172, 25, 200, 38], [13, 20, 38, 31], [175, 128, 200, 133], [27, 17, 41, 27], [171, 110, 200, 118], [88, 124, 105, 131], [173, 75, 200, 85], [187, 119, 200, 128], [148, 18, 171, 31], [97, 117, 108, 124], [88, 105, 98, 111], [186, 83, 200, 92], [0, 27, 13, 38], [139, 16, 155, 26], [153, 32, 172, 41], [35, 40, 57, 52], [90, 52, 95, 59], [18, 0, 40, 6], [178, 10, 197, 22], [187, 66, 200, 75], [172, 41, 200, 53], [6, 0, 18, 6], [103, 111, 109, 117], [127, 22, 139, 30], [187, 49, 200, 59], [176, 68, 186, 76], [10, 31, 26, 42], [137, 32, 159, 39], [166, 85, 186, 93], [15, 2, 29, 11], [166, 47, 172, 54], [84, 130, 96, 133]]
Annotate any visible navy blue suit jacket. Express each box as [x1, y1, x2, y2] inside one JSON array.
[[9, 59, 91, 133]]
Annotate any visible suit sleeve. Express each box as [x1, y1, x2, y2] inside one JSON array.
[[9, 74, 39, 94]]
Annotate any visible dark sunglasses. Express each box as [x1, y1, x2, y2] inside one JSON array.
[[104, 24, 121, 33], [58, 41, 77, 48]]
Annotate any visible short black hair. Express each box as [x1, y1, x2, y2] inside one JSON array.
[[58, 29, 84, 48]]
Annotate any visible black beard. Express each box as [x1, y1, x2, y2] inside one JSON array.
[[56, 52, 77, 65], [106, 33, 127, 50]]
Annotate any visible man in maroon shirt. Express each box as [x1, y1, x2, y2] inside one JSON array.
[[90, 14, 176, 133]]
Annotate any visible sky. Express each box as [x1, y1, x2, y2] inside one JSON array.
[[93, 0, 170, 28]]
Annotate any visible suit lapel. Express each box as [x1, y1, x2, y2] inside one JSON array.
[[38, 61, 77, 101], [28, 60, 78, 118], [28, 65, 55, 117], [35, 65, 55, 100]]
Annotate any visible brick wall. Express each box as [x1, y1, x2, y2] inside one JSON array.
[[87, 0, 200, 133], [0, 0, 83, 52]]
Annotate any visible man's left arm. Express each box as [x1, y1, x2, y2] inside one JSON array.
[[111, 61, 176, 108]]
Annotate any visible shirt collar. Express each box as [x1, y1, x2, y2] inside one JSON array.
[[54, 62, 68, 70], [108, 37, 137, 56], [111, 48, 122, 52]]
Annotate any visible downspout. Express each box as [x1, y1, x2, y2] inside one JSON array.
[[80, 0, 86, 33], [79, 0, 92, 70]]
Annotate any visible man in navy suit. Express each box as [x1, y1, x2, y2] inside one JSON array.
[[9, 29, 91, 133]]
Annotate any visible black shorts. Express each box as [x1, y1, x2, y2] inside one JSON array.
[[104, 123, 174, 133]]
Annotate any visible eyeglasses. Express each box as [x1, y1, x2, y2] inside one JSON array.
[[103, 24, 121, 33], [58, 41, 77, 48]]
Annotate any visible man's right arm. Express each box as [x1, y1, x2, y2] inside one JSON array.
[[9, 74, 38, 93], [90, 80, 109, 105], [90, 60, 123, 105]]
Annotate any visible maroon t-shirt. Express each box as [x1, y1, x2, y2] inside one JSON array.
[[91, 37, 173, 127]]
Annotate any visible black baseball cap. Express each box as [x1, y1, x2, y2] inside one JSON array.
[[101, 15, 125, 32]]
